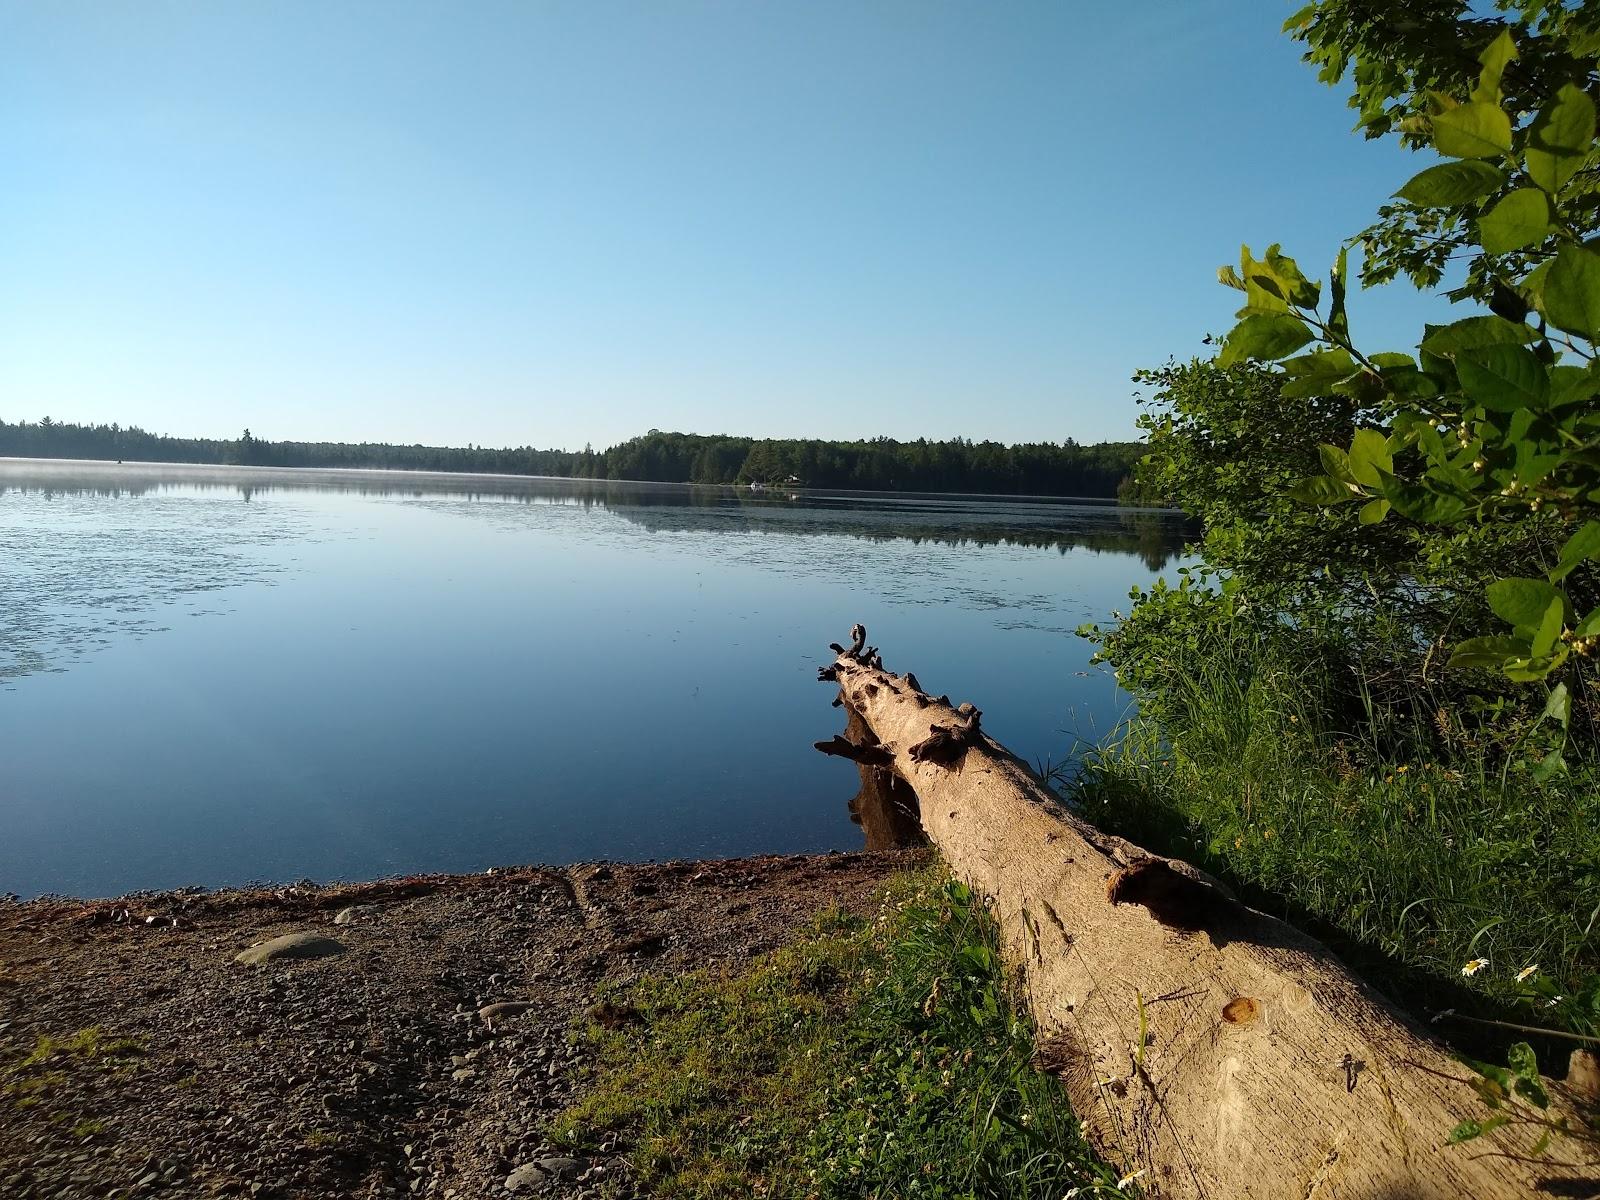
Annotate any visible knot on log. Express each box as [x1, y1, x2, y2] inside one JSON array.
[[909, 703, 982, 766], [1106, 858, 1234, 932], [813, 735, 893, 766]]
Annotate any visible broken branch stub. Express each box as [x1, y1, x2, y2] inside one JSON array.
[[816, 627, 1596, 1198], [812, 734, 893, 767], [908, 702, 982, 765]]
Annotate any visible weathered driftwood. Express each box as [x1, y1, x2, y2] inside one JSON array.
[[816, 629, 1596, 1199]]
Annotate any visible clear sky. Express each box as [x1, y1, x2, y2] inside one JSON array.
[[1, 1, 1455, 450]]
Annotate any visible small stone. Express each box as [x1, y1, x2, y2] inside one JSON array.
[[233, 933, 346, 965], [504, 1163, 548, 1192], [451, 1067, 476, 1083], [478, 1001, 537, 1022]]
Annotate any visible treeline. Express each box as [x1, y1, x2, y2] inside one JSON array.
[[602, 430, 1142, 495], [0, 419, 1144, 497]]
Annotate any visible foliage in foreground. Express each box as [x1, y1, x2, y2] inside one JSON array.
[[1086, 2, 1600, 1157], [1076, 634, 1600, 1029], [550, 871, 1123, 1200]]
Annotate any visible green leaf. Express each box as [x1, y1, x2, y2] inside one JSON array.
[[1472, 29, 1518, 105], [1542, 683, 1572, 730], [1319, 444, 1356, 483], [1369, 352, 1415, 370], [1450, 635, 1533, 668], [1397, 161, 1506, 206], [1456, 344, 1549, 411], [1507, 1042, 1540, 1081], [1551, 364, 1600, 409], [1577, 604, 1600, 637], [1263, 245, 1320, 308], [1478, 189, 1553, 255], [1552, 521, 1600, 581], [1219, 313, 1313, 367], [1386, 483, 1468, 524], [1533, 748, 1568, 783], [1420, 316, 1538, 356], [1348, 428, 1393, 486], [1489, 278, 1530, 323], [1542, 247, 1600, 340], [1432, 102, 1513, 159], [1510, 1075, 1548, 1113], [1532, 596, 1565, 657], [1506, 1042, 1550, 1108], [1358, 498, 1391, 525], [1526, 83, 1596, 196], [1518, 258, 1554, 314], [1288, 475, 1356, 505], [1486, 577, 1563, 627], [1329, 244, 1348, 340], [1238, 245, 1289, 314]]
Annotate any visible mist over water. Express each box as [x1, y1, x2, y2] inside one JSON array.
[[0, 460, 1186, 898]]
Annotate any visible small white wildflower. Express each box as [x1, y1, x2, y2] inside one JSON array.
[[1516, 964, 1539, 984], [1461, 958, 1489, 977], [1117, 1169, 1147, 1190]]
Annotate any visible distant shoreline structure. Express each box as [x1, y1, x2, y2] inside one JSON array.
[[0, 420, 1147, 500]]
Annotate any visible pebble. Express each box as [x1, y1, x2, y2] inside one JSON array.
[[233, 933, 347, 965], [478, 1001, 537, 1022]]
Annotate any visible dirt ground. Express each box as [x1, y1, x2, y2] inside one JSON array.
[[0, 850, 927, 1200]]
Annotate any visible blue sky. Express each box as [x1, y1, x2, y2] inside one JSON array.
[[1, 1, 1455, 450]]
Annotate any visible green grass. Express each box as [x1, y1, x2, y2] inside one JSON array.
[[550, 869, 1126, 1200], [1076, 643, 1600, 1037], [2, 1027, 145, 1116]]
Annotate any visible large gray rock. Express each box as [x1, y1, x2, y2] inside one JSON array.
[[503, 1163, 548, 1192], [233, 933, 346, 965], [533, 1157, 582, 1180]]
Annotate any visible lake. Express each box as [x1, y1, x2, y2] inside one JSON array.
[[0, 459, 1186, 898]]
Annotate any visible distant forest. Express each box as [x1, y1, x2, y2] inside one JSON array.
[[0, 418, 1146, 498]]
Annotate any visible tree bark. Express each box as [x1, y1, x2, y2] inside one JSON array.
[[819, 642, 1596, 1199]]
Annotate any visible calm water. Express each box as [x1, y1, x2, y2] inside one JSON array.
[[0, 459, 1185, 898]]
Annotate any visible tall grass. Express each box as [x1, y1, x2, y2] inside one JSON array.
[[1076, 631, 1600, 1033]]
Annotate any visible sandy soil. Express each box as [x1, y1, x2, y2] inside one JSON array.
[[0, 850, 926, 1200]]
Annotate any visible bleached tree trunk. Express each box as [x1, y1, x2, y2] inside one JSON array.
[[817, 633, 1595, 1199]]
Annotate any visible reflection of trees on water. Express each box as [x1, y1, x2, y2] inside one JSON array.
[[610, 504, 1186, 570], [0, 465, 1190, 570]]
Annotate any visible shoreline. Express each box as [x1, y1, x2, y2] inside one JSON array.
[[1, 849, 927, 1200]]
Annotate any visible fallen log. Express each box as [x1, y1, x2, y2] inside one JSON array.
[[815, 628, 1596, 1198]]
